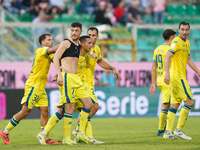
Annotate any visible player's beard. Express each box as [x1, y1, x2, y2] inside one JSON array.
[[72, 35, 79, 40], [182, 34, 188, 40]]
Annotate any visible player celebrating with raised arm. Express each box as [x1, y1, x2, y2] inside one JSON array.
[[72, 27, 121, 144], [0, 33, 60, 145], [164, 22, 200, 140], [37, 22, 93, 145], [149, 29, 176, 136]]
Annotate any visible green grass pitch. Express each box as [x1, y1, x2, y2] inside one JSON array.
[[0, 117, 200, 150]]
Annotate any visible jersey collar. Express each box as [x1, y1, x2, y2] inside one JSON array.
[[178, 36, 187, 42]]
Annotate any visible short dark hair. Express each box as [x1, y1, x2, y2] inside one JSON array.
[[79, 35, 91, 43], [39, 33, 51, 45], [162, 29, 176, 40], [71, 22, 82, 30], [87, 27, 99, 35], [179, 21, 190, 29]]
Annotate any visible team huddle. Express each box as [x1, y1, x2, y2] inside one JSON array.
[[150, 22, 200, 140], [0, 22, 120, 145], [0, 21, 199, 146]]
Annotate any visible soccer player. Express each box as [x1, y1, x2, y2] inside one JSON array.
[[37, 22, 93, 145], [149, 29, 176, 136], [72, 27, 121, 144], [164, 22, 200, 140], [0, 33, 60, 145], [74, 35, 94, 112]]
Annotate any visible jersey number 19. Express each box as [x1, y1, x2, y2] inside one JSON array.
[[156, 54, 163, 69]]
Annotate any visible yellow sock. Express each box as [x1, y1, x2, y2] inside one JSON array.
[[46, 132, 50, 138], [166, 107, 177, 131], [79, 107, 90, 132], [44, 112, 63, 133], [5, 117, 19, 131], [177, 104, 191, 130], [63, 112, 73, 137], [75, 123, 80, 131], [41, 127, 49, 138], [158, 109, 168, 131], [86, 117, 93, 138]]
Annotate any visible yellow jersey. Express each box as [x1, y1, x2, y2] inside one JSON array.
[[85, 45, 102, 87], [25, 47, 54, 90], [78, 54, 86, 84], [153, 44, 170, 86], [169, 36, 190, 79]]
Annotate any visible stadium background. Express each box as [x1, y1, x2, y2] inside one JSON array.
[[1, 0, 200, 120]]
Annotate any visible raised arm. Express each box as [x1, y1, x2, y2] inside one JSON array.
[[47, 43, 60, 54], [187, 55, 200, 76], [164, 52, 173, 85], [97, 59, 121, 80], [149, 61, 156, 95], [54, 40, 70, 86]]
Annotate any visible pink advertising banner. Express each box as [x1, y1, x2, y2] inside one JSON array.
[[0, 62, 200, 89]]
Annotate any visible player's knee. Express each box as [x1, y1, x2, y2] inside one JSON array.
[[185, 98, 194, 106], [42, 110, 49, 117], [66, 103, 75, 113], [46, 109, 49, 114], [162, 103, 170, 110], [188, 99, 194, 106], [171, 104, 179, 110], [89, 102, 93, 109], [40, 107, 49, 116], [89, 100, 93, 109], [69, 107, 75, 113], [58, 107, 64, 116], [84, 101, 93, 109]]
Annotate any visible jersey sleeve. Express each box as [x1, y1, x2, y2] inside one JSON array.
[[188, 40, 191, 56], [49, 53, 54, 61], [97, 46, 102, 61], [169, 39, 180, 54], [38, 47, 49, 56], [153, 50, 156, 61]]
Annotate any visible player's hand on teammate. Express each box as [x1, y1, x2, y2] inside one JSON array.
[[149, 84, 156, 95], [51, 76, 57, 82], [113, 68, 121, 80], [57, 75, 63, 86], [164, 74, 170, 85], [91, 53, 98, 61]]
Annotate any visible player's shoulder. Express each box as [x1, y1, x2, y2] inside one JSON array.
[[162, 44, 171, 50], [154, 45, 161, 53], [186, 39, 190, 44], [39, 46, 49, 50], [95, 44, 100, 49], [154, 44, 165, 51], [91, 45, 101, 54], [156, 44, 164, 49], [94, 45, 101, 51], [36, 47, 49, 54], [79, 54, 85, 59], [61, 39, 71, 48], [62, 39, 71, 45], [172, 36, 181, 44]]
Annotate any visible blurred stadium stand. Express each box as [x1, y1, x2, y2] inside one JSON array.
[[1, 1, 200, 62]]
